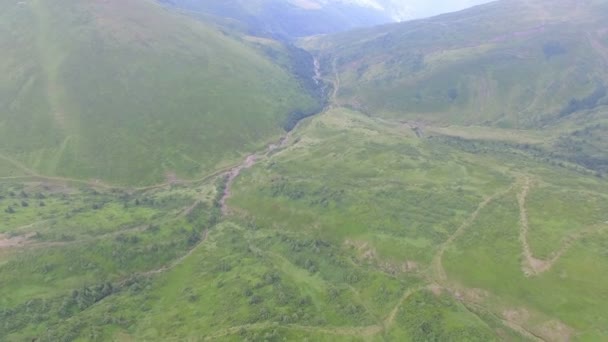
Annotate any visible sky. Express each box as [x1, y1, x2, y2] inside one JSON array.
[[339, 0, 496, 21]]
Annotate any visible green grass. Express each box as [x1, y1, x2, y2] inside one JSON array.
[[444, 177, 608, 339], [1, 108, 607, 341], [231, 109, 513, 267], [0, 180, 216, 309], [526, 184, 608, 258], [386, 290, 497, 341], [0, 0, 318, 185], [302, 0, 608, 177], [1, 1, 608, 339], [228, 109, 608, 341]]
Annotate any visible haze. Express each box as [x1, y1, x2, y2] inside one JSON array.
[[391, 0, 496, 20]]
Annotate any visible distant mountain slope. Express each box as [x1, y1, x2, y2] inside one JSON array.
[[303, 0, 608, 129], [159, 0, 394, 38], [0, 0, 318, 185]]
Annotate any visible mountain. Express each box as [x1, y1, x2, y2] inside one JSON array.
[[305, 0, 608, 126], [377, 0, 496, 21], [303, 0, 608, 173], [159, 0, 395, 38], [2, 0, 608, 341], [0, 0, 319, 185]]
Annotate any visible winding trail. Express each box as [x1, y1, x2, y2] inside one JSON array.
[[31, 0, 70, 131], [424, 180, 549, 340], [0, 153, 38, 176], [383, 286, 426, 329], [204, 286, 426, 340], [517, 177, 544, 276], [517, 177, 608, 277], [432, 184, 515, 283], [133, 229, 209, 280]]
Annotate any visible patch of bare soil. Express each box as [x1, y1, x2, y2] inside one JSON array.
[[503, 308, 531, 324], [165, 171, 180, 185], [0, 233, 36, 248], [429, 284, 443, 297], [345, 240, 420, 275], [452, 287, 489, 304], [537, 320, 574, 342], [518, 177, 536, 276], [378, 260, 420, 275], [345, 240, 377, 260]]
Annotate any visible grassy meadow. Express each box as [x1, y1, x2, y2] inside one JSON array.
[[1, 107, 607, 341], [1, 0, 607, 341]]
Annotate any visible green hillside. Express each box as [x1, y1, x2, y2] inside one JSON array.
[[1, 0, 608, 341], [303, 0, 608, 128], [0, 0, 318, 185], [3, 109, 606, 341]]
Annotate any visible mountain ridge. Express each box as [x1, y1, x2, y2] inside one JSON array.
[[0, 0, 320, 185]]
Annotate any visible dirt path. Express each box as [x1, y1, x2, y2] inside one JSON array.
[[178, 199, 201, 218], [0, 153, 39, 176], [0, 154, 251, 194], [0, 152, 121, 191], [31, 0, 70, 131], [517, 177, 542, 276], [204, 286, 425, 340], [432, 184, 515, 283], [121, 229, 209, 282], [464, 301, 546, 341], [0, 233, 34, 248], [383, 286, 426, 329], [203, 322, 380, 341], [518, 177, 608, 276]]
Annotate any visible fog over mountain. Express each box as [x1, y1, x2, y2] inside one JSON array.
[[160, 0, 495, 38], [332, 0, 496, 20]]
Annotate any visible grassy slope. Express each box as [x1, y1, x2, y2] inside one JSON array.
[[225, 109, 608, 341], [302, 0, 608, 175], [1, 0, 608, 340], [302, 0, 608, 127], [0, 0, 317, 185], [2, 109, 607, 341]]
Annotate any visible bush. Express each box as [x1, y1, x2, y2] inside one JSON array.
[[559, 84, 606, 117]]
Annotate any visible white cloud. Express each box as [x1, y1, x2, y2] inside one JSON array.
[[293, 0, 495, 21], [323, 0, 495, 21]]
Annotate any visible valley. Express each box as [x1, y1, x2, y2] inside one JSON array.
[[1, 0, 608, 341]]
